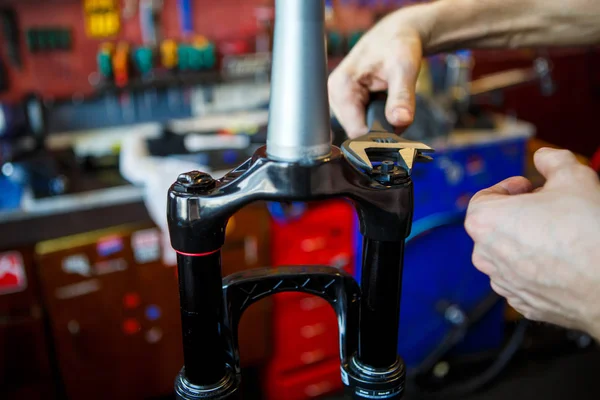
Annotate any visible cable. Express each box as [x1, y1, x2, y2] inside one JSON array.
[[408, 292, 502, 379], [408, 318, 529, 399], [402, 211, 529, 398]]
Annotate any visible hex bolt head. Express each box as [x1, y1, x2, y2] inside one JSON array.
[[174, 171, 216, 193], [380, 161, 395, 173]]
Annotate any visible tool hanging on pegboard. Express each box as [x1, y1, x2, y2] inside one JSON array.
[[0, 8, 22, 69], [0, 56, 9, 92], [178, 0, 193, 37], [140, 0, 163, 47], [26, 28, 72, 53], [122, 0, 138, 19], [84, 0, 120, 38]]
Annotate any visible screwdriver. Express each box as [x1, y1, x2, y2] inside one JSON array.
[[0, 8, 22, 70]]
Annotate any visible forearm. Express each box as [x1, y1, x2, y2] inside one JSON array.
[[393, 0, 600, 54]]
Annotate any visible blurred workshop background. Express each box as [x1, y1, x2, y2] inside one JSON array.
[[0, 1, 599, 400]]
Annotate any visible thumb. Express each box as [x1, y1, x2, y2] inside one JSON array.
[[469, 176, 533, 205], [534, 147, 580, 183]]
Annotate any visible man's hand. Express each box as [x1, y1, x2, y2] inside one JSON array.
[[327, 0, 600, 139], [328, 9, 430, 139], [465, 148, 600, 338]]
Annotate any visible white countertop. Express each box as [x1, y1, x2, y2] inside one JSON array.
[[1, 112, 535, 223]]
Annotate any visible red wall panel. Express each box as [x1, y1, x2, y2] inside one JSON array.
[[0, 0, 268, 102], [471, 48, 600, 158]]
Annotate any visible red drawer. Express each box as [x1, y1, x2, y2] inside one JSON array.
[[264, 358, 344, 400], [271, 201, 355, 267], [270, 296, 340, 373]]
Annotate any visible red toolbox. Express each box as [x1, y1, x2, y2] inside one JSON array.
[[270, 201, 355, 269], [264, 200, 355, 399], [270, 294, 339, 373], [265, 358, 344, 400]]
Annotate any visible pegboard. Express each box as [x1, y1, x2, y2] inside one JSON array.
[[0, 0, 432, 105], [0, 0, 271, 103]]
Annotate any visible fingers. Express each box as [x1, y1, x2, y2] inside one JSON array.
[[471, 244, 496, 275], [469, 176, 533, 206], [465, 177, 530, 244], [490, 280, 517, 299], [328, 26, 423, 138], [329, 57, 419, 138], [499, 176, 534, 195], [328, 65, 370, 138], [384, 41, 422, 130]]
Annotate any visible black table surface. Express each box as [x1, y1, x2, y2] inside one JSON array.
[[321, 340, 600, 400]]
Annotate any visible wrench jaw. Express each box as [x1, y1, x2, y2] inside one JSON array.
[[341, 131, 435, 176]]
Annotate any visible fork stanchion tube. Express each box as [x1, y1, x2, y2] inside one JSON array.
[[177, 250, 226, 385], [358, 238, 405, 368]]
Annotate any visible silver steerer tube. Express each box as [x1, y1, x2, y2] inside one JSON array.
[[266, 0, 332, 163]]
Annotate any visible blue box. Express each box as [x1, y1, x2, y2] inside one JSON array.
[[0, 176, 22, 211]]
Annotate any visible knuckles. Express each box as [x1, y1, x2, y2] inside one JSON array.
[[519, 307, 543, 322], [464, 208, 492, 240], [471, 251, 493, 275]]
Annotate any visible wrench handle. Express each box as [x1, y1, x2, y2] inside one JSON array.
[[366, 92, 396, 133]]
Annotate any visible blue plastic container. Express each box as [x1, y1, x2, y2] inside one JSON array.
[[0, 176, 22, 211]]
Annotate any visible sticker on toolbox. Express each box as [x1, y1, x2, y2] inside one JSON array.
[[55, 279, 101, 300], [439, 157, 464, 185], [145, 327, 163, 344], [466, 154, 485, 175], [0, 251, 27, 295], [94, 258, 128, 275], [62, 254, 92, 277], [97, 235, 124, 257], [131, 228, 161, 264]]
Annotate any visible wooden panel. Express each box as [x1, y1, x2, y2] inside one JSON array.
[[0, 246, 56, 399], [36, 223, 182, 399], [34, 203, 271, 400], [223, 203, 273, 366]]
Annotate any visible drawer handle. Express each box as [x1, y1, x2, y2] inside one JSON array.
[[300, 349, 325, 365], [300, 297, 328, 311], [330, 253, 350, 270], [304, 380, 333, 397], [300, 237, 326, 252], [300, 323, 326, 339], [244, 236, 258, 265]]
